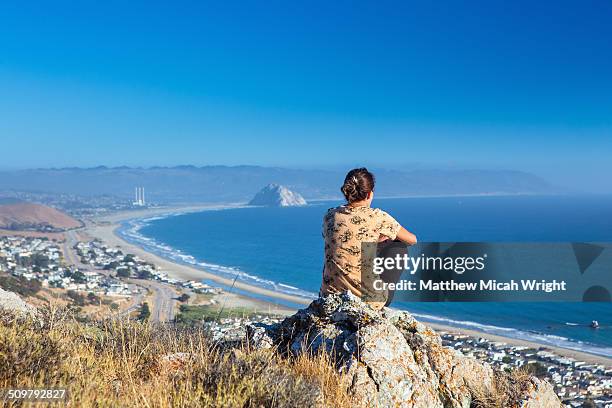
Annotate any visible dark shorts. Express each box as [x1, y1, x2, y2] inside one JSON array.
[[376, 239, 408, 306]]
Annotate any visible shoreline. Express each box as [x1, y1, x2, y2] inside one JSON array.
[[85, 204, 311, 310], [84, 205, 611, 367]]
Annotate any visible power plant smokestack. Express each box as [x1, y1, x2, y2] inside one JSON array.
[[133, 187, 146, 206]]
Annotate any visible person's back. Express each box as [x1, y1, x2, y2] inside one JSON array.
[[320, 168, 417, 309]]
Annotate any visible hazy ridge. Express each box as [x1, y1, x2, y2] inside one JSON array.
[[0, 166, 556, 204]]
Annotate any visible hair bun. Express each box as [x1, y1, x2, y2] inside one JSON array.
[[341, 182, 357, 201], [341, 168, 375, 203]]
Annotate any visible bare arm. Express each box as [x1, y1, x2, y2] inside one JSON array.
[[376, 210, 417, 245], [396, 226, 417, 245]]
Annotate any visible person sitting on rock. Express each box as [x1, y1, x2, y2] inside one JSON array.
[[320, 167, 418, 309]]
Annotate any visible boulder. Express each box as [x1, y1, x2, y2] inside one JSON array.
[[519, 377, 563, 408], [247, 292, 562, 408], [158, 352, 191, 373], [0, 287, 38, 317]]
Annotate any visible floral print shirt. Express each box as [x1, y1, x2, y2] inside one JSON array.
[[320, 205, 401, 309]]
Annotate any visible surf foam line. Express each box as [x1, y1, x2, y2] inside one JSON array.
[[116, 215, 317, 301], [411, 312, 612, 359]]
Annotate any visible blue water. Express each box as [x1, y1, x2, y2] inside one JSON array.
[[125, 195, 612, 357]]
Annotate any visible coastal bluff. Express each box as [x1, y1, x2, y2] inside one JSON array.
[[248, 184, 307, 207], [247, 292, 562, 408]]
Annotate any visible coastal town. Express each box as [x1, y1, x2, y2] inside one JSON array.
[[440, 332, 612, 407], [73, 239, 220, 295], [0, 236, 135, 296], [0, 235, 221, 320]]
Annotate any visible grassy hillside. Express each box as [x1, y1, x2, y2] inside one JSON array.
[[0, 202, 81, 231], [0, 308, 353, 407]]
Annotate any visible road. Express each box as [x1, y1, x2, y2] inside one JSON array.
[[63, 229, 176, 322], [118, 290, 144, 317], [62, 230, 82, 267], [130, 278, 177, 322]]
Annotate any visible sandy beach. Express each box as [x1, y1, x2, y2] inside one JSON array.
[[84, 205, 309, 314], [84, 205, 612, 368]]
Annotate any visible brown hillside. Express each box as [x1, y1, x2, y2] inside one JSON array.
[[0, 202, 81, 231]]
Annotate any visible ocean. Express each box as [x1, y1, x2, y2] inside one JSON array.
[[118, 195, 612, 357]]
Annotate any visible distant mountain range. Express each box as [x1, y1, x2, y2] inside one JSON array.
[[0, 166, 557, 204]]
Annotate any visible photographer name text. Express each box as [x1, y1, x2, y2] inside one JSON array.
[[373, 279, 567, 293]]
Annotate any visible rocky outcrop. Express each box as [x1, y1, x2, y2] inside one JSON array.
[[248, 184, 307, 207], [247, 292, 562, 408], [0, 287, 38, 316], [519, 377, 562, 408]]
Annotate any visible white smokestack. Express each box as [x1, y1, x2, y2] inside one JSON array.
[[134, 187, 145, 206]]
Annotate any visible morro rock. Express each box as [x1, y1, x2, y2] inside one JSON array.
[[248, 184, 307, 207], [246, 292, 562, 408]]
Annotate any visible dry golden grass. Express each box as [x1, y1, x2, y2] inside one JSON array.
[[0, 308, 354, 408], [470, 368, 534, 408]]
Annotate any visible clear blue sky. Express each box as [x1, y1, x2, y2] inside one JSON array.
[[1, 1, 611, 191]]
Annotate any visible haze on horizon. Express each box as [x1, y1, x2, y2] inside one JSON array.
[[1, 1, 611, 192]]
